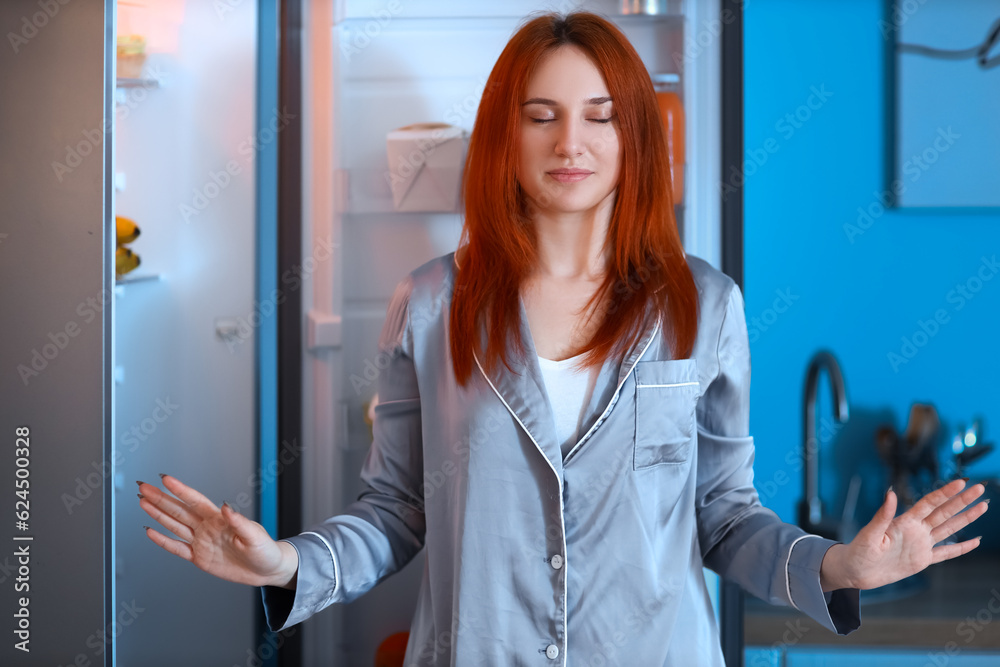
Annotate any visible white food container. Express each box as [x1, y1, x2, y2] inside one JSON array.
[[385, 122, 468, 212]]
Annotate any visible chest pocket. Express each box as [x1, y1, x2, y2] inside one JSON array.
[[633, 359, 700, 470]]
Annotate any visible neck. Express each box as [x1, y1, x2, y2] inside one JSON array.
[[529, 196, 614, 282]]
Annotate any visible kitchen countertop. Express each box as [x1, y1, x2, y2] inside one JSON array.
[[744, 552, 1000, 648]]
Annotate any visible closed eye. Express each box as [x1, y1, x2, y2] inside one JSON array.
[[529, 118, 614, 124]]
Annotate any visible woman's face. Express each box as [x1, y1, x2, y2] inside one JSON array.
[[517, 45, 622, 220]]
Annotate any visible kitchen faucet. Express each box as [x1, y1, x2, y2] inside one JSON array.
[[797, 350, 850, 540]]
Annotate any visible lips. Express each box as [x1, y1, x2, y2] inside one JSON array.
[[548, 168, 592, 183]]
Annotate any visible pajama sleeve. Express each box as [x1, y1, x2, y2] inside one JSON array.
[[694, 281, 860, 635]]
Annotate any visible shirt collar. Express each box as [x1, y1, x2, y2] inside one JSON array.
[[473, 294, 661, 470]]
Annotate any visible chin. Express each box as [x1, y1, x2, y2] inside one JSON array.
[[528, 192, 608, 214]]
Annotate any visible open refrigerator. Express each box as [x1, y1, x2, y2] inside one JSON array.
[[297, 0, 728, 663]]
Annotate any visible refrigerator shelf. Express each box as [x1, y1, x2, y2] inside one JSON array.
[[114, 273, 162, 286], [335, 0, 683, 22], [336, 13, 684, 24], [115, 77, 160, 89]]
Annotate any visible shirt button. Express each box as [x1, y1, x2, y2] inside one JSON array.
[[550, 554, 564, 570], [545, 644, 560, 659]]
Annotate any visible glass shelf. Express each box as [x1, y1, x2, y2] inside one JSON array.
[[334, 0, 683, 24], [651, 73, 680, 84], [115, 77, 159, 89], [337, 12, 683, 19], [115, 273, 161, 285]]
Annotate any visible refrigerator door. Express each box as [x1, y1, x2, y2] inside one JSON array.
[[0, 1, 114, 665]]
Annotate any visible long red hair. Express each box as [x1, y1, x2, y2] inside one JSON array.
[[449, 11, 698, 386]]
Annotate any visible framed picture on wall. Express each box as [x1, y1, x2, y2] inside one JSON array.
[[890, 0, 999, 207]]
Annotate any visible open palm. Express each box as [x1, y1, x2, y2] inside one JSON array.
[[838, 478, 988, 591], [137, 474, 297, 588]]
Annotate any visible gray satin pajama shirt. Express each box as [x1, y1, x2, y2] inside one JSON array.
[[260, 252, 861, 665]]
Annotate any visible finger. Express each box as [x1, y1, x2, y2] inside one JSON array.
[[221, 502, 260, 544], [930, 500, 990, 543], [925, 483, 986, 529], [160, 474, 221, 520], [930, 535, 982, 564], [138, 482, 202, 531], [908, 478, 968, 522], [139, 496, 195, 542], [862, 487, 898, 539], [143, 525, 194, 561]]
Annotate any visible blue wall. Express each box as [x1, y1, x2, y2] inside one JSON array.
[[744, 0, 1000, 534]]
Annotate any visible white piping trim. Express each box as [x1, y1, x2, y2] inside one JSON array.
[[785, 534, 815, 611], [472, 352, 562, 489], [303, 530, 343, 604], [473, 352, 568, 667], [560, 544, 568, 667], [636, 381, 700, 389], [563, 320, 661, 463]]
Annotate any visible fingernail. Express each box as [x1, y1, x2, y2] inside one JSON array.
[[136, 480, 144, 487], [137, 493, 144, 500], [143, 525, 151, 531], [983, 498, 991, 506], [974, 535, 983, 542], [961, 477, 970, 483], [158, 473, 168, 480]]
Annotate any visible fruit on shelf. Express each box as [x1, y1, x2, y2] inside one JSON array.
[[116, 215, 141, 245], [116, 34, 147, 79], [116, 246, 141, 278]]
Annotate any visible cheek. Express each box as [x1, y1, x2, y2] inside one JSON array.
[[600, 139, 622, 175], [592, 127, 621, 163], [517, 144, 542, 178], [515, 155, 540, 198]]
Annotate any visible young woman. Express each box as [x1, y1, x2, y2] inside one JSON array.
[[137, 11, 988, 665]]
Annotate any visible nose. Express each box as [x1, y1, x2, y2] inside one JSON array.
[[554, 118, 584, 158]]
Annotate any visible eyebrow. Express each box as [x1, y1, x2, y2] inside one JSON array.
[[521, 96, 613, 107]]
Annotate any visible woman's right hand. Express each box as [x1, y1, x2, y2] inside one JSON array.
[[137, 474, 298, 589]]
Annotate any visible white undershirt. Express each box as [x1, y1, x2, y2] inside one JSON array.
[[537, 351, 600, 457]]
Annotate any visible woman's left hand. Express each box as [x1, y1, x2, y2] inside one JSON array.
[[820, 478, 989, 591]]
